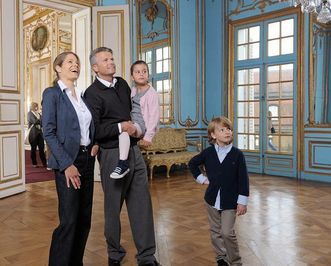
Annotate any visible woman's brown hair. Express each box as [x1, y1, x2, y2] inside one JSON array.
[[52, 51, 80, 86]]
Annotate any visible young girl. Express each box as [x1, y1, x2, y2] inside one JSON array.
[[110, 60, 160, 178], [188, 116, 249, 266]]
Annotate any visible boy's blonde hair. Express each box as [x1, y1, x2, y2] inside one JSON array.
[[207, 116, 233, 144]]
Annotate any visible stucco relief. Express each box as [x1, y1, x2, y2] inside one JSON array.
[[229, 0, 283, 15]]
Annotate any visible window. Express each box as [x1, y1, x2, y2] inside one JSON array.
[[237, 26, 260, 60], [267, 19, 294, 57], [141, 45, 172, 124], [234, 18, 295, 154]]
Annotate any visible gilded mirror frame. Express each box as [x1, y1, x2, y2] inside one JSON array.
[[308, 16, 331, 127], [135, 0, 174, 124]]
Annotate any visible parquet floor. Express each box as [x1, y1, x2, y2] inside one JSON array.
[[1, 170, 331, 266]]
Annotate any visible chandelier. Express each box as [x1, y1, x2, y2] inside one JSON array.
[[283, 0, 331, 23]]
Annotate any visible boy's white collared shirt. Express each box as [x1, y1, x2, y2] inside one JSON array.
[[196, 143, 248, 210]]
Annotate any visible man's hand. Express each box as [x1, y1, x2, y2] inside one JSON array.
[[91, 144, 99, 156], [121, 121, 136, 136], [139, 139, 152, 147]]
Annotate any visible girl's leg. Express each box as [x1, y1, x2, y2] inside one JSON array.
[[110, 132, 130, 179], [118, 132, 130, 160]]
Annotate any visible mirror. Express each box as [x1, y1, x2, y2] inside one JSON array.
[[136, 0, 173, 124], [309, 18, 331, 126]]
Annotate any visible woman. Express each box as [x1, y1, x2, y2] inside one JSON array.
[[42, 51, 98, 266], [27, 102, 47, 167]]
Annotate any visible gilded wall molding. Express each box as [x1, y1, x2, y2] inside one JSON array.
[[227, 7, 304, 172], [136, 0, 174, 125], [229, 0, 285, 16], [176, 0, 199, 127], [308, 20, 331, 127], [0, 0, 19, 93], [0, 100, 21, 125], [0, 131, 22, 184], [201, 0, 207, 125], [96, 10, 125, 78], [308, 140, 331, 170], [65, 0, 95, 7]]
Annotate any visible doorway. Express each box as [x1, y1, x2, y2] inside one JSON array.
[[230, 12, 300, 178], [22, 0, 91, 182]]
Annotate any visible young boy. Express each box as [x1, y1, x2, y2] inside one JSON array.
[[110, 60, 160, 178], [188, 116, 249, 266]]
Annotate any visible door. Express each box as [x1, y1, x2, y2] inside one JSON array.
[[92, 5, 131, 81], [91, 4, 131, 180], [0, 0, 25, 198], [233, 14, 298, 178], [72, 7, 91, 90]]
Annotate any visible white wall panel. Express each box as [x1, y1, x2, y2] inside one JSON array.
[[0, 0, 25, 198], [0, 100, 20, 125], [2, 136, 19, 177], [72, 8, 91, 90], [93, 5, 131, 81], [0, 0, 17, 90]]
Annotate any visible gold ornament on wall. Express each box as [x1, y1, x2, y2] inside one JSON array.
[[31, 25, 48, 51]]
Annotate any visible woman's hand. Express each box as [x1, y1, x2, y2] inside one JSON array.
[[64, 164, 81, 189], [91, 144, 99, 156]]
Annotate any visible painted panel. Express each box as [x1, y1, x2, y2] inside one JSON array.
[[303, 135, 331, 178], [93, 6, 131, 81], [0, 0, 17, 91], [309, 141, 331, 169], [0, 132, 21, 183], [72, 8, 91, 91], [244, 153, 262, 173], [204, 0, 224, 124], [102, 0, 128, 5], [177, 0, 199, 126], [140, 1, 170, 45], [265, 157, 293, 168], [0, 100, 20, 125], [228, 0, 291, 21]]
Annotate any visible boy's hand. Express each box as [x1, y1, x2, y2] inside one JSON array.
[[202, 179, 209, 185], [236, 204, 247, 216]]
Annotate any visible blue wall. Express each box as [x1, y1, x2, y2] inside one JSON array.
[[100, 0, 331, 183]]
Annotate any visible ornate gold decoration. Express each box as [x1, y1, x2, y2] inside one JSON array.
[[229, 0, 283, 15], [65, 0, 96, 6], [141, 128, 199, 179]]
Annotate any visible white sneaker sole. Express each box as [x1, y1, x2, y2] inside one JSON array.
[[110, 168, 130, 179]]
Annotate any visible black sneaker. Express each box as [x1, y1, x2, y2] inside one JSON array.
[[217, 259, 229, 266], [110, 160, 130, 179]]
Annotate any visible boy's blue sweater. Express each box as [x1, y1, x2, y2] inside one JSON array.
[[188, 145, 249, 210]]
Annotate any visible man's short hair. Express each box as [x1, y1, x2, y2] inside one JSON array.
[[89, 47, 113, 66]]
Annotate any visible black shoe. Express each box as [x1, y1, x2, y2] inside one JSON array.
[[108, 258, 121, 266], [217, 259, 229, 266], [110, 160, 130, 179], [139, 261, 161, 266]]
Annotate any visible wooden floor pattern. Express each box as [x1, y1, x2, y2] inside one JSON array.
[[1, 170, 331, 266]]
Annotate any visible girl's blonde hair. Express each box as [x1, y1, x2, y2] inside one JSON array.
[[29, 102, 38, 111], [207, 116, 233, 144]]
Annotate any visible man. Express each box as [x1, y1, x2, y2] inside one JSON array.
[[84, 47, 160, 266]]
